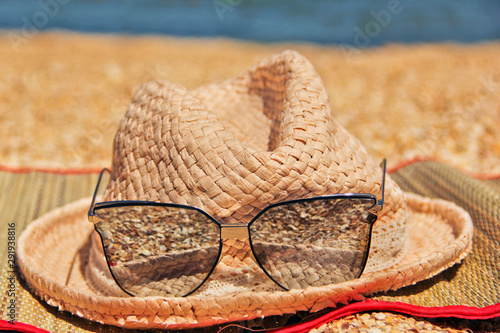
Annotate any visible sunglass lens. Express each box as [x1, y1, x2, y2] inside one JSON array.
[[249, 197, 376, 290], [94, 205, 220, 297]]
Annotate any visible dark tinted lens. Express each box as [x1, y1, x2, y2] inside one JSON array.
[[94, 205, 220, 297], [250, 197, 376, 290]]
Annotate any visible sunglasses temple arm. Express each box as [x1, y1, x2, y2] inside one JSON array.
[[88, 168, 111, 220], [378, 159, 387, 210]]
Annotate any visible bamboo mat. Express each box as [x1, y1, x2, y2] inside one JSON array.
[[374, 161, 500, 307], [0, 162, 499, 332], [2, 172, 311, 332]]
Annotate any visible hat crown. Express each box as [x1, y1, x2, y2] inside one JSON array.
[[106, 50, 408, 272]]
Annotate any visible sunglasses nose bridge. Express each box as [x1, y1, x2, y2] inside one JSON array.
[[219, 223, 260, 267], [220, 223, 249, 239]]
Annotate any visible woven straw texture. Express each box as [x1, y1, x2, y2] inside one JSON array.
[[0, 162, 497, 332], [104, 50, 408, 275], [373, 161, 500, 307]]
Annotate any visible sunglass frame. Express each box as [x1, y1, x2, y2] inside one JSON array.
[[88, 160, 386, 297]]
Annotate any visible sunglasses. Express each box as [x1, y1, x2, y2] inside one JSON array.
[[88, 160, 386, 297]]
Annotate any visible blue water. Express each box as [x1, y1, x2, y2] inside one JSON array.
[[0, 0, 499, 46]]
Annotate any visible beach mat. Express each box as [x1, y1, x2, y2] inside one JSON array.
[[0, 161, 499, 332], [279, 161, 500, 332], [375, 161, 500, 308]]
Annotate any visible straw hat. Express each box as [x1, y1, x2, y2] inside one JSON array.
[[17, 50, 473, 330]]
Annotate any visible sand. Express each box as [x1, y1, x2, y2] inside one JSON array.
[[1, 31, 499, 173], [3, 29, 500, 333]]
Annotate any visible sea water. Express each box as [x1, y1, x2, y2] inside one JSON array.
[[0, 0, 498, 46]]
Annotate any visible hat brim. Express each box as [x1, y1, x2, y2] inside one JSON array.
[[17, 192, 473, 330]]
